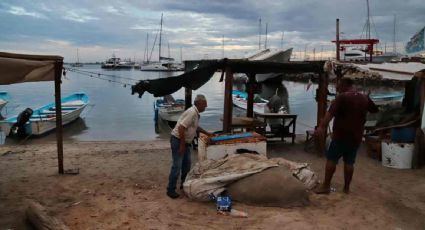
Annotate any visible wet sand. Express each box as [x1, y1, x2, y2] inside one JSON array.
[[1, 138, 425, 229]]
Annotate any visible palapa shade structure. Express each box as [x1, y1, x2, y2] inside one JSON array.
[[0, 52, 65, 174]]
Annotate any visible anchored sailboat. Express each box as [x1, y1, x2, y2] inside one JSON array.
[[70, 48, 83, 67], [140, 14, 183, 72]]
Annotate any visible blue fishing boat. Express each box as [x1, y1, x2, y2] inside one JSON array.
[[368, 92, 404, 105], [328, 91, 404, 106], [0, 92, 10, 112], [0, 92, 89, 137]]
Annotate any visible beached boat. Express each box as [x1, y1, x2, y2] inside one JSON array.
[[246, 48, 293, 82], [154, 95, 185, 129], [0, 92, 9, 113], [0, 93, 89, 137]]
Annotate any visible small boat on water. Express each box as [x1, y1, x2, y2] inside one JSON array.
[[0, 92, 10, 113], [101, 56, 133, 69], [140, 14, 183, 72], [154, 95, 185, 129], [368, 92, 404, 105], [0, 93, 89, 137], [232, 90, 269, 114], [328, 91, 404, 106]]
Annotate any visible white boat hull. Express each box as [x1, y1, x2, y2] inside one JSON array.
[[0, 93, 89, 137], [158, 107, 184, 122], [28, 105, 87, 135], [232, 95, 267, 114]]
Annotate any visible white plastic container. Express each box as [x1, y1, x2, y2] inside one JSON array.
[[381, 141, 414, 169]]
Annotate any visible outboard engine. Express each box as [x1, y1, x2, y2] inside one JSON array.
[[10, 108, 33, 138]]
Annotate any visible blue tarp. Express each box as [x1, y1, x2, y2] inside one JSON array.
[[211, 133, 254, 142]]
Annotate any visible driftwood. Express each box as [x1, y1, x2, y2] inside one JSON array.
[[25, 200, 69, 230]]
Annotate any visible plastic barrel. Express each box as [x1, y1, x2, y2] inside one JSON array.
[[381, 141, 414, 169]]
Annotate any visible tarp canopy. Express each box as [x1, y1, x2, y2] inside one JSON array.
[[0, 52, 63, 85], [131, 59, 325, 98]]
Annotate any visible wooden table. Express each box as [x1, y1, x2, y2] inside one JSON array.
[[254, 113, 298, 144], [222, 117, 267, 134]]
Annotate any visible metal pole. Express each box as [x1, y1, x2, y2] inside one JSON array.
[[159, 13, 163, 61], [223, 67, 233, 133], [54, 61, 64, 174], [336, 18, 340, 61]]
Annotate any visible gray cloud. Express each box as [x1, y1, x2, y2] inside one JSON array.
[[0, 0, 424, 61]]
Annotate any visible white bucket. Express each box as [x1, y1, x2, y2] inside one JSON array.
[[381, 141, 414, 169]]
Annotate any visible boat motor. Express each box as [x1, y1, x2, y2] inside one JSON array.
[[10, 108, 33, 137]]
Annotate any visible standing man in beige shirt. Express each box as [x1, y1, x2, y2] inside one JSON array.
[[167, 94, 211, 199]]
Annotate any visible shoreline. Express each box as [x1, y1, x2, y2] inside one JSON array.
[[1, 139, 424, 229]]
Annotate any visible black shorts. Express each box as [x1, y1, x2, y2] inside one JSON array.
[[326, 140, 359, 165]]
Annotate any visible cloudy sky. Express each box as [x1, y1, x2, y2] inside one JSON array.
[[0, 0, 424, 62]]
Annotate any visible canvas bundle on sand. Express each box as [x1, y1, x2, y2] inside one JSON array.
[[183, 154, 319, 203]]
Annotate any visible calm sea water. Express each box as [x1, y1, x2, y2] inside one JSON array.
[[0, 64, 401, 142]]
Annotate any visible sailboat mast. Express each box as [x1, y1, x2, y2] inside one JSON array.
[[264, 23, 268, 49], [258, 18, 262, 50], [280, 32, 284, 49], [393, 14, 397, 53], [366, 0, 371, 40], [144, 33, 149, 62], [76, 48, 80, 63], [222, 35, 224, 58], [159, 13, 163, 61]]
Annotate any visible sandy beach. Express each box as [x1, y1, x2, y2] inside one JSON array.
[[1, 138, 425, 229]]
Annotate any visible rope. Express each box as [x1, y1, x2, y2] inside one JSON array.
[[64, 67, 140, 82], [64, 67, 135, 87]]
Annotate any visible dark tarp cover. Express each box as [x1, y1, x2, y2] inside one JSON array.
[[131, 59, 325, 98], [131, 61, 220, 98]]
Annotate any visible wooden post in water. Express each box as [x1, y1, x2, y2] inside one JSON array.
[[336, 18, 340, 61], [185, 87, 192, 110], [183, 61, 192, 110], [54, 61, 64, 174], [315, 72, 329, 155], [223, 67, 233, 133], [246, 73, 255, 118]]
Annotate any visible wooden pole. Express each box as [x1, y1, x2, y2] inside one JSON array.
[[336, 18, 340, 61], [315, 72, 329, 155], [183, 61, 192, 110], [55, 61, 64, 174], [185, 87, 192, 110], [247, 73, 255, 118], [223, 67, 233, 133]]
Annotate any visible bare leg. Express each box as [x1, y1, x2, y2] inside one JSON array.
[[343, 163, 354, 194], [315, 160, 336, 194]]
